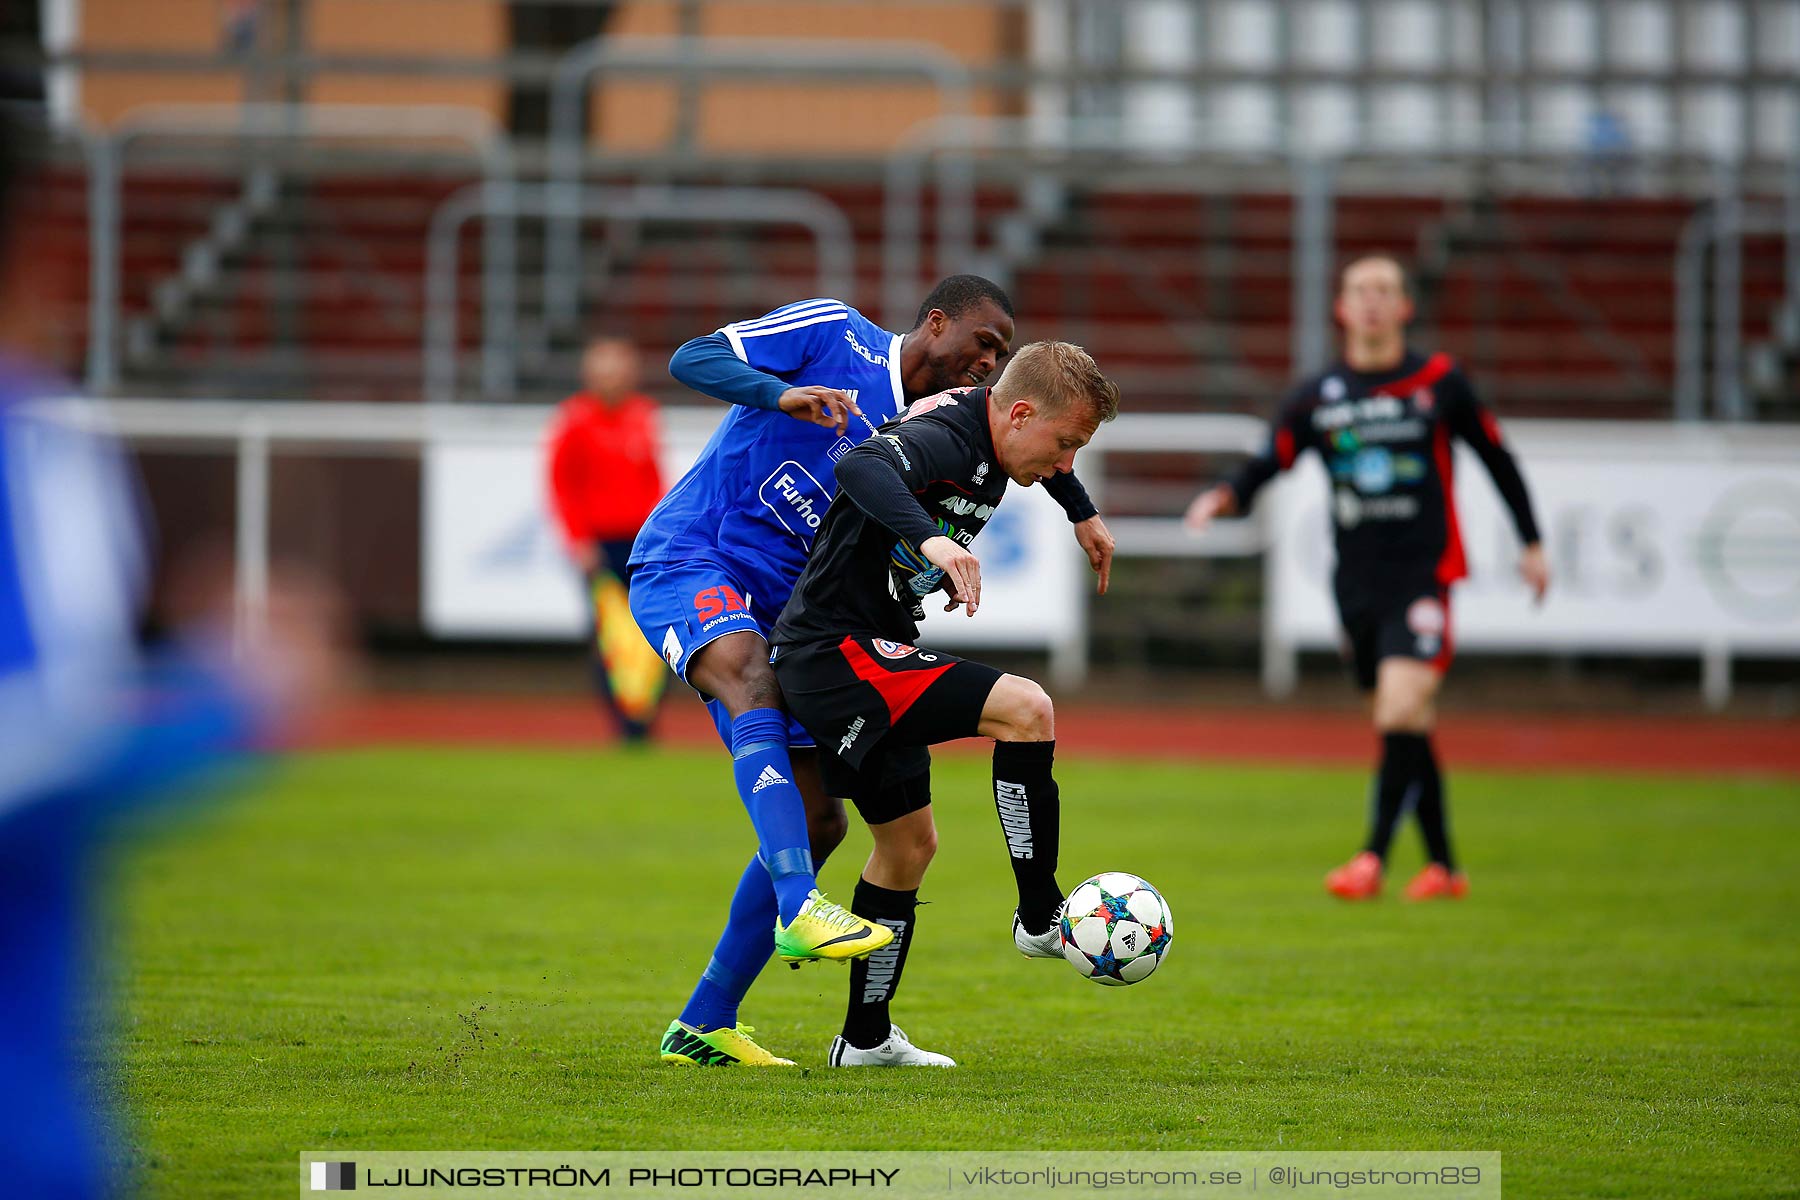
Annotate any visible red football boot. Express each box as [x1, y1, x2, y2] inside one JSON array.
[[1403, 863, 1469, 901], [1325, 851, 1383, 901]]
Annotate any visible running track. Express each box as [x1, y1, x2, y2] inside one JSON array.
[[292, 693, 1800, 778]]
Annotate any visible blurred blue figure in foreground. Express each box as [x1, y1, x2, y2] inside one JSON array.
[[0, 109, 335, 1197]]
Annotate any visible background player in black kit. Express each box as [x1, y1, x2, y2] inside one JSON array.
[[772, 341, 1120, 1067], [1186, 254, 1550, 902]]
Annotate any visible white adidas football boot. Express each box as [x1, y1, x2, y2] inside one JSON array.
[[827, 1025, 956, 1067]]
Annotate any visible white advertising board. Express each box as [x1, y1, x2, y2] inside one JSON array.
[[422, 438, 586, 638], [1265, 422, 1800, 655], [422, 407, 1082, 651], [423, 409, 727, 639]]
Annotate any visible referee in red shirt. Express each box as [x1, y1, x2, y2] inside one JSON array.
[[546, 336, 668, 741]]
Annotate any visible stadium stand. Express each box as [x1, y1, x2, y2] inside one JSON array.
[[30, 164, 1793, 421]]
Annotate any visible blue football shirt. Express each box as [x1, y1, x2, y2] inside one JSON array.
[[630, 299, 907, 608]]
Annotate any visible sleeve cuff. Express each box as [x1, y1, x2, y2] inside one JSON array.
[[1042, 472, 1099, 523]]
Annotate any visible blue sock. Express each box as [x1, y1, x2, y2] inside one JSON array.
[[729, 708, 815, 924], [679, 854, 777, 1032]]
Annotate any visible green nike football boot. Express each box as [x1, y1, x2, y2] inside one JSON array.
[[772, 888, 894, 966], [659, 1020, 796, 1066]]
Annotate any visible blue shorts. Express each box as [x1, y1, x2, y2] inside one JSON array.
[[628, 553, 813, 751]]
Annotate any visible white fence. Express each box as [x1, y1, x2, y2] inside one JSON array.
[[39, 400, 1800, 706]]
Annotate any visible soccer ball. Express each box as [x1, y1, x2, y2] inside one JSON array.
[[1060, 872, 1172, 986]]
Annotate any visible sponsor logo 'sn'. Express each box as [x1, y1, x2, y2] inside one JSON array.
[[694, 585, 747, 622]]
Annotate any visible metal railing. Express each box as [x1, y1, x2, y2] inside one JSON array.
[[874, 118, 1787, 414], [1673, 202, 1788, 422], [542, 35, 975, 340], [30, 399, 552, 644], [82, 103, 515, 397], [56, 46, 1798, 415], [32, 399, 1271, 687], [423, 182, 854, 403], [36, 400, 1791, 706]]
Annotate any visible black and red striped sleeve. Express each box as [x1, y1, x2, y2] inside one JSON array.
[[1441, 370, 1541, 546], [1226, 383, 1317, 515]]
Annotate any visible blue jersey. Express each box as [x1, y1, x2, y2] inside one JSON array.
[[630, 299, 905, 611], [1, 359, 260, 1200]]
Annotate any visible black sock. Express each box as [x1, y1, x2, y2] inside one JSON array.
[[1365, 733, 1427, 862], [1412, 736, 1455, 869], [992, 740, 1063, 933], [843, 878, 917, 1050]]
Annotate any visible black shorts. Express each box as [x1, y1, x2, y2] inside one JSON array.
[[771, 635, 1002, 823], [1336, 582, 1453, 691]]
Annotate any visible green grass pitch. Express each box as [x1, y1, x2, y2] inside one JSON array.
[[109, 747, 1799, 1198]]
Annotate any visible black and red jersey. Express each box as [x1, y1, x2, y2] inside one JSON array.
[[774, 387, 1006, 647], [1228, 350, 1540, 590]]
